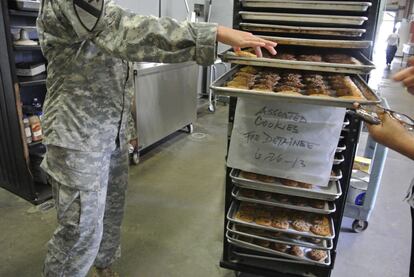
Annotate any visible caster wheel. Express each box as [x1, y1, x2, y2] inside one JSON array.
[[130, 152, 140, 165], [208, 104, 215, 113], [187, 123, 194, 134], [352, 220, 368, 233]]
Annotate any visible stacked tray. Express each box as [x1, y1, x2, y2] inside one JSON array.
[[232, 187, 337, 214], [230, 169, 342, 201], [240, 23, 367, 38], [227, 232, 332, 266], [239, 11, 368, 26], [227, 222, 333, 250], [210, 66, 381, 108], [219, 49, 375, 74], [241, 0, 372, 12], [228, 201, 335, 240]]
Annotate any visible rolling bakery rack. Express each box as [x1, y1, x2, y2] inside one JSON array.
[[212, 0, 382, 276]]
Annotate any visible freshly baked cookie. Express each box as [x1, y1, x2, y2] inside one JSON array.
[[292, 219, 311, 232], [310, 200, 325, 209], [240, 66, 258, 74], [235, 50, 257, 58], [272, 243, 289, 252], [254, 239, 271, 248], [236, 212, 254, 223], [239, 189, 256, 198], [298, 182, 313, 189], [290, 246, 304, 257], [255, 216, 272, 227], [280, 178, 299, 187], [257, 191, 273, 200], [241, 171, 259, 180], [257, 174, 276, 183], [271, 218, 289, 230], [310, 224, 331, 236], [308, 249, 328, 261]]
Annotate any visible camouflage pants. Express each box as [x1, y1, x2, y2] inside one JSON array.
[[41, 146, 129, 277]]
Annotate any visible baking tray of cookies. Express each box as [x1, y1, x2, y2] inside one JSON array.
[[239, 11, 368, 26], [233, 250, 314, 265], [227, 201, 336, 240], [210, 66, 381, 108], [220, 49, 375, 74], [241, 0, 372, 12], [230, 169, 342, 201], [232, 187, 336, 214], [227, 222, 333, 250], [259, 36, 372, 49], [240, 23, 367, 38], [226, 231, 332, 266]]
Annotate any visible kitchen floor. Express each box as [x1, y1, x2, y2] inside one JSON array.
[[1, 60, 413, 277]]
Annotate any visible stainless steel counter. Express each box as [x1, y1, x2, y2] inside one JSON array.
[[134, 62, 199, 150]]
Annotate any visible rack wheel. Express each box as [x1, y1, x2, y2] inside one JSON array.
[[352, 220, 368, 233], [208, 103, 215, 113], [130, 151, 140, 165], [186, 123, 194, 134]]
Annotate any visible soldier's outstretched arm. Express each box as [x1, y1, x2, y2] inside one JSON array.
[[55, 0, 277, 65]]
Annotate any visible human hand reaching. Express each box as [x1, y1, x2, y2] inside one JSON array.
[[216, 26, 277, 58], [393, 57, 414, 95]]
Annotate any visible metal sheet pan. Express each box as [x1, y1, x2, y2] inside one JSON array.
[[226, 231, 332, 266], [210, 66, 381, 108], [232, 187, 336, 214], [228, 222, 333, 250], [233, 250, 313, 265], [230, 169, 342, 201], [241, 0, 372, 12], [239, 11, 368, 26], [259, 36, 372, 49], [227, 201, 336, 240], [220, 50, 375, 73], [240, 23, 366, 37]]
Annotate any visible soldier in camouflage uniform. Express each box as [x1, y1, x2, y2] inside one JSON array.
[[37, 0, 276, 276]]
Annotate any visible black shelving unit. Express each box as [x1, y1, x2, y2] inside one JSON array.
[[0, 0, 50, 204], [18, 73, 47, 87], [219, 1, 381, 276]]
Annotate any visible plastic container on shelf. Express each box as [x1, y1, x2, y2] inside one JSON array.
[[23, 117, 32, 144], [29, 115, 42, 142]]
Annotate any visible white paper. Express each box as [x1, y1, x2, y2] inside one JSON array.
[[227, 98, 346, 187]]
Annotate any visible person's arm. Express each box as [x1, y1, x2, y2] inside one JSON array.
[[55, 0, 277, 65], [393, 57, 414, 95], [366, 112, 414, 160]]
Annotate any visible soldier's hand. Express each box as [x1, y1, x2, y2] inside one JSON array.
[[217, 26, 277, 58], [393, 57, 414, 95]]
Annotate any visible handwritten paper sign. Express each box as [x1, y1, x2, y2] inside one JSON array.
[[227, 98, 346, 187]]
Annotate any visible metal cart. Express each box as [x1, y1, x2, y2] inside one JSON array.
[[344, 104, 389, 232]]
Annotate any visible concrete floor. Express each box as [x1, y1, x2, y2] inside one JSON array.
[[1, 60, 414, 277]]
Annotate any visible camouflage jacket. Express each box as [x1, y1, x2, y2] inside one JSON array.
[[36, 0, 217, 152]]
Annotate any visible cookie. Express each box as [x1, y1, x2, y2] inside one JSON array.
[[292, 219, 311, 232], [235, 50, 257, 58], [257, 174, 276, 183], [290, 246, 304, 257], [255, 216, 272, 227], [271, 218, 289, 230], [241, 171, 258, 180], [239, 189, 256, 198], [280, 179, 299, 187], [310, 200, 325, 209], [254, 239, 271, 248], [293, 197, 308, 207], [239, 66, 258, 74], [308, 249, 328, 261], [310, 224, 331, 236], [236, 212, 254, 223], [272, 243, 289, 252], [297, 182, 313, 189], [257, 191, 273, 200]]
